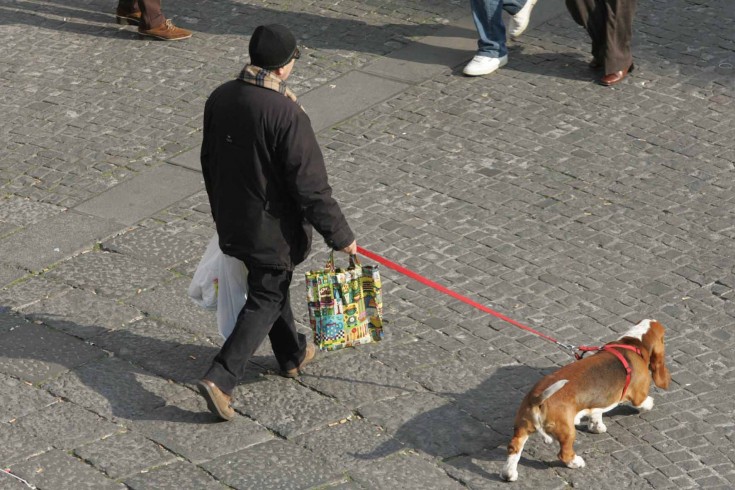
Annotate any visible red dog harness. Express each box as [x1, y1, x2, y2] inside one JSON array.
[[575, 344, 643, 399]]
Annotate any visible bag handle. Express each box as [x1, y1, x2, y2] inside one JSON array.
[[326, 251, 361, 271]]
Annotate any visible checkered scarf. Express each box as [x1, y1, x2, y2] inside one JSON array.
[[237, 64, 303, 110]]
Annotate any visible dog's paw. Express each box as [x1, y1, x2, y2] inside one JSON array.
[[588, 419, 607, 433], [567, 455, 586, 469], [500, 468, 518, 482], [542, 433, 553, 444], [636, 396, 654, 412]]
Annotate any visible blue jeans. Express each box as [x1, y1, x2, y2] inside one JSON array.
[[470, 0, 528, 58]]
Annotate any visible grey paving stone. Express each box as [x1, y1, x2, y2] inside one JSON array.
[[301, 71, 408, 132], [44, 357, 192, 422], [74, 164, 205, 226], [124, 460, 226, 490], [74, 431, 178, 480], [0, 276, 72, 310], [0, 422, 52, 466], [0, 320, 106, 384], [0, 210, 122, 272], [130, 396, 274, 464], [102, 225, 209, 269], [167, 145, 202, 172], [19, 287, 143, 340], [0, 263, 25, 289], [126, 276, 217, 337], [202, 439, 343, 490], [14, 400, 123, 451], [8, 449, 126, 490], [298, 350, 425, 409], [358, 391, 500, 459], [292, 418, 404, 469], [44, 250, 175, 300], [233, 374, 354, 438], [0, 373, 57, 424], [0, 195, 65, 227], [349, 450, 465, 490]]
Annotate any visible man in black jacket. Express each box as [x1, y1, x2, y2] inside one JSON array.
[[197, 25, 357, 421]]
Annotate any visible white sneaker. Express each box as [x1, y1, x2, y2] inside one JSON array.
[[509, 0, 538, 38], [463, 55, 508, 76]]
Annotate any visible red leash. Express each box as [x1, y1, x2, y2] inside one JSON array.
[[356, 246, 578, 355]]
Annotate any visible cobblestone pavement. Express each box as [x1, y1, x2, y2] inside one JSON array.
[[1, 0, 734, 488]]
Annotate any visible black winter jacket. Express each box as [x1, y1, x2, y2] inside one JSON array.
[[201, 80, 354, 270]]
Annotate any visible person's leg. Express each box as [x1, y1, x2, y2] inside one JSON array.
[[470, 0, 507, 58], [204, 267, 292, 394], [503, 0, 527, 17], [136, 0, 164, 29], [267, 283, 309, 373], [603, 0, 636, 74], [566, 0, 606, 65], [116, 0, 141, 24]]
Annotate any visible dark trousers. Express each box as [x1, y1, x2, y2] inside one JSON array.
[[204, 266, 307, 395], [565, 0, 637, 74], [117, 0, 164, 29]]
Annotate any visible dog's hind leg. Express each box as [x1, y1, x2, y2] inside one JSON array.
[[553, 413, 585, 469], [500, 426, 531, 482]]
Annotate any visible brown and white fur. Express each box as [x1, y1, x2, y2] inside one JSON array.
[[500, 319, 671, 482]]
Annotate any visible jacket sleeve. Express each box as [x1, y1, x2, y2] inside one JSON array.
[[200, 94, 216, 222], [278, 109, 355, 250]]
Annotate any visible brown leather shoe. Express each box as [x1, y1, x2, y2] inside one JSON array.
[[197, 379, 235, 421], [138, 19, 192, 41], [282, 343, 316, 378], [116, 9, 141, 26], [600, 64, 634, 86]]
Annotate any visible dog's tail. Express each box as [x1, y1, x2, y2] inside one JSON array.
[[530, 380, 568, 442], [530, 379, 568, 407]]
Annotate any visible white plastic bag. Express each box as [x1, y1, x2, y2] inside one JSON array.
[[188, 232, 248, 339]]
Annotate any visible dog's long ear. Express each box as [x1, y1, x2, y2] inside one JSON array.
[[644, 321, 671, 389]]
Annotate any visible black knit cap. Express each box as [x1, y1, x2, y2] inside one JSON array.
[[249, 24, 300, 70]]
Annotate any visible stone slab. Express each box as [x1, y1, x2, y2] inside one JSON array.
[[0, 321, 107, 384], [299, 350, 425, 409], [44, 357, 192, 422], [20, 287, 144, 340], [292, 418, 404, 469], [74, 164, 205, 226], [168, 143, 202, 172], [301, 71, 409, 133], [0, 422, 52, 467], [0, 195, 65, 227], [103, 226, 209, 270], [15, 400, 122, 450], [0, 263, 26, 289], [0, 276, 72, 311], [74, 431, 178, 480], [130, 396, 274, 464], [124, 460, 224, 490], [0, 373, 57, 424], [358, 391, 501, 459], [8, 449, 126, 490], [0, 211, 122, 272], [361, 22, 477, 82], [233, 375, 354, 439], [202, 439, 342, 490], [349, 450, 466, 490], [44, 250, 175, 300]]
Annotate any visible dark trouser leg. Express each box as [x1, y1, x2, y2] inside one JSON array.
[[136, 0, 164, 29], [566, 0, 607, 63], [204, 267, 306, 395], [117, 0, 139, 14], [603, 0, 636, 73]]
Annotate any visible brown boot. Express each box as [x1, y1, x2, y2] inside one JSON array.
[[116, 9, 141, 26], [282, 343, 316, 378], [138, 19, 192, 41], [197, 379, 235, 421]]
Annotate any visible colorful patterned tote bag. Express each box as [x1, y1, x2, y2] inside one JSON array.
[[305, 253, 384, 351]]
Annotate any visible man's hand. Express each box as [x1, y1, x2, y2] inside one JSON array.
[[341, 240, 357, 255]]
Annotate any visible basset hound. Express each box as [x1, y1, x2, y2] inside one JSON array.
[[500, 319, 671, 482]]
